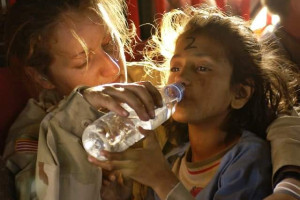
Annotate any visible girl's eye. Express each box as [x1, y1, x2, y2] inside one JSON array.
[[196, 66, 210, 72], [170, 66, 180, 72]]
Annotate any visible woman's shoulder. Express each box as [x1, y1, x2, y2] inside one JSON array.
[[6, 98, 46, 140], [3, 90, 60, 157]]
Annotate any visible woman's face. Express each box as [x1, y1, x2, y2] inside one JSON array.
[[46, 11, 126, 95], [168, 33, 235, 125]]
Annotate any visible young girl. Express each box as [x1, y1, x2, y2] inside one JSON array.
[[2, 0, 161, 199], [89, 6, 299, 200]]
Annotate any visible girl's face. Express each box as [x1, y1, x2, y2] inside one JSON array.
[[168, 33, 235, 125], [46, 11, 126, 95]]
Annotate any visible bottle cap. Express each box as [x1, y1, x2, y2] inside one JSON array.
[[164, 83, 185, 102]]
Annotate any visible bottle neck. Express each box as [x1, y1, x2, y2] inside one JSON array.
[[160, 91, 180, 105], [159, 83, 184, 105]]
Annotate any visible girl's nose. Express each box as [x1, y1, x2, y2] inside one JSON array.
[[175, 68, 191, 86]]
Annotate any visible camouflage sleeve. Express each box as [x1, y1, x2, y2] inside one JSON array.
[[36, 87, 103, 200], [267, 107, 300, 182], [2, 99, 46, 200]]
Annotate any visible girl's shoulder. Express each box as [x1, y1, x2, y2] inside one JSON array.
[[232, 130, 270, 155], [239, 130, 268, 145], [222, 130, 271, 167]]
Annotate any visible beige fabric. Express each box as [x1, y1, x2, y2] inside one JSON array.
[[3, 88, 105, 200], [267, 107, 300, 180], [2, 64, 163, 200], [36, 88, 104, 200], [32, 66, 163, 199], [3, 90, 60, 200]]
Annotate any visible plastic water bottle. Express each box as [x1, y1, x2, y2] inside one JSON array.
[[82, 83, 184, 160]]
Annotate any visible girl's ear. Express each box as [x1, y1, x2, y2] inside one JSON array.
[[25, 66, 55, 90], [231, 84, 253, 109]]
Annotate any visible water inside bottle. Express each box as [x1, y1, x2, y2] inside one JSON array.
[[82, 83, 184, 160]]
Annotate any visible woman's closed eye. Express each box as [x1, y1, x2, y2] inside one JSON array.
[[75, 61, 87, 69], [74, 51, 95, 69]]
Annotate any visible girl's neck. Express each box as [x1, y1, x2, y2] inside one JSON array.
[[188, 123, 239, 163]]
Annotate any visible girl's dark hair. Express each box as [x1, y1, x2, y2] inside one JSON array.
[[144, 5, 299, 139]]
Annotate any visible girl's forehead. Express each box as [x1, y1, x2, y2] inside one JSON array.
[[176, 33, 215, 49], [175, 33, 230, 63]]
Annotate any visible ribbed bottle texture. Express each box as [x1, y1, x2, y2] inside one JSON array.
[[82, 83, 184, 160]]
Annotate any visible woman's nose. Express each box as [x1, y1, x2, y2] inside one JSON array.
[[99, 52, 121, 77]]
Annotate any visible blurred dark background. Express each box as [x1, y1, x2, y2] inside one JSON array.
[[0, 0, 8, 67]]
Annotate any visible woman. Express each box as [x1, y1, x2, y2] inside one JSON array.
[[2, 0, 161, 199]]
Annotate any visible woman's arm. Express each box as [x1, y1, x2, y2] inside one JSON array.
[[35, 82, 163, 200], [266, 107, 300, 199]]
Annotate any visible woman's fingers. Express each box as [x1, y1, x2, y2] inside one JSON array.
[[83, 86, 129, 117], [82, 82, 162, 121], [107, 82, 162, 120], [139, 81, 163, 108], [107, 84, 154, 120]]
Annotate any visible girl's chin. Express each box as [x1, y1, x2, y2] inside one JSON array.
[[172, 114, 188, 124]]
